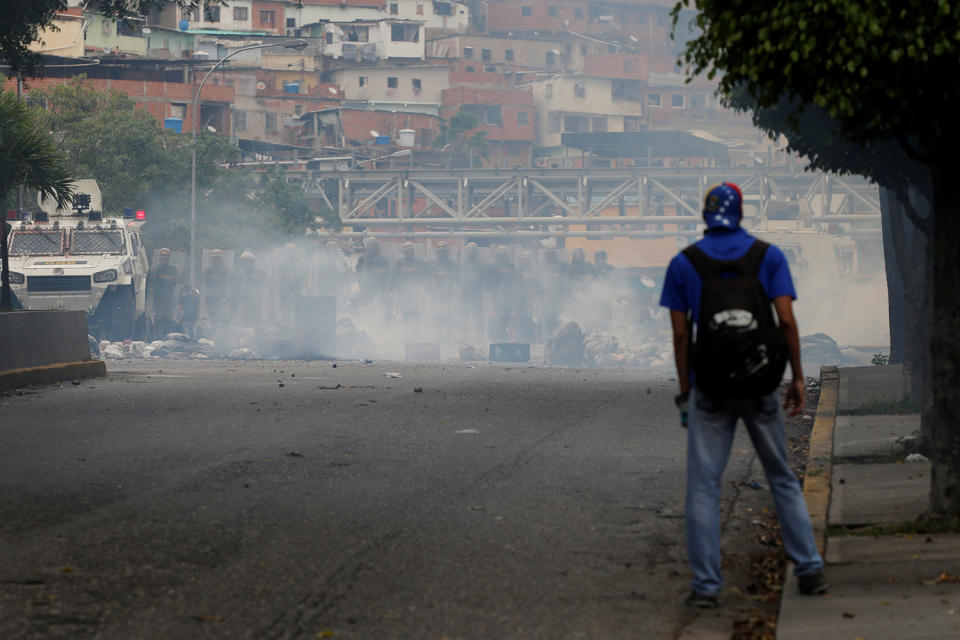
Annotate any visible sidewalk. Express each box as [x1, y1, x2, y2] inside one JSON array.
[[777, 365, 960, 639]]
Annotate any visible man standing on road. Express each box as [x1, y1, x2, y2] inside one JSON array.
[[659, 182, 827, 609]]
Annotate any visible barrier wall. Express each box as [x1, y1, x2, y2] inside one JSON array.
[[0, 311, 92, 371]]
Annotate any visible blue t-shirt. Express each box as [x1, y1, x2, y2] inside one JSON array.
[[659, 228, 796, 324]]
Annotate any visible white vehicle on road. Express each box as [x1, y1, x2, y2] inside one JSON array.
[[5, 180, 150, 339]]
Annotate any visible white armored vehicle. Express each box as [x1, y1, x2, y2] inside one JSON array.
[[5, 180, 150, 339]]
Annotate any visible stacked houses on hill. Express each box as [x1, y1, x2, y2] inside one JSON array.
[[10, 0, 782, 169]]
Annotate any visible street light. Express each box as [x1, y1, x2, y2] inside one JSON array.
[[189, 40, 308, 287]]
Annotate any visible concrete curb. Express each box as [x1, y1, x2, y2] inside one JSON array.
[[803, 365, 838, 556], [0, 360, 106, 391]]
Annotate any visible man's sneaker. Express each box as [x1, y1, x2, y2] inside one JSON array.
[[798, 571, 829, 595], [685, 590, 719, 609]]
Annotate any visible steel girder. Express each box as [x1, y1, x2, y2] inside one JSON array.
[[298, 166, 881, 236]]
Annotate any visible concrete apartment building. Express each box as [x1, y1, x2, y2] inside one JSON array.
[[331, 65, 451, 115], [321, 19, 426, 61]]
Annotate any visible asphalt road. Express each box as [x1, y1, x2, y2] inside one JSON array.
[[0, 360, 772, 639]]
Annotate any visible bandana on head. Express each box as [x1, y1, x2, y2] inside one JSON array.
[[702, 182, 743, 230]]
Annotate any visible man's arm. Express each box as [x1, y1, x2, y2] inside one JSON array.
[[773, 295, 805, 416], [669, 309, 691, 395]]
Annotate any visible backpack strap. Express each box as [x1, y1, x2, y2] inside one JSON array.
[[681, 245, 721, 279], [737, 240, 770, 276], [682, 240, 770, 279]]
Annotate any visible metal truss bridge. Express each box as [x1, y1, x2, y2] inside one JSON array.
[[298, 166, 881, 240]]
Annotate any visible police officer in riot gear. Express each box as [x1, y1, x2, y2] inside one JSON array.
[[203, 249, 230, 331], [147, 247, 179, 337], [232, 250, 266, 326], [459, 242, 486, 343], [593, 249, 614, 279], [429, 241, 458, 341], [391, 241, 427, 326], [356, 237, 390, 309]]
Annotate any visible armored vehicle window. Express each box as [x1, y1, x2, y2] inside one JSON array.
[[70, 230, 126, 255], [8, 230, 66, 255]]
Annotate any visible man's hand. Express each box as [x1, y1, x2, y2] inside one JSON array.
[[784, 379, 805, 417], [675, 392, 690, 428]]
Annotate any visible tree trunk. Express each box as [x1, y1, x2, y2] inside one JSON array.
[[883, 185, 933, 411], [0, 188, 11, 312], [929, 167, 960, 515], [880, 187, 906, 364]]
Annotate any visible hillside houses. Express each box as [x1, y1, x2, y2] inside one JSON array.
[[11, 0, 774, 169]]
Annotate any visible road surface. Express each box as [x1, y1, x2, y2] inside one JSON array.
[[0, 360, 776, 639]]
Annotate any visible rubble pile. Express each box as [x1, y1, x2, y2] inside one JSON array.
[[96, 333, 228, 360], [583, 332, 673, 368], [545, 322, 585, 366]]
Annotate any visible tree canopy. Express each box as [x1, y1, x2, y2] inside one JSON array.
[[674, 0, 960, 166]]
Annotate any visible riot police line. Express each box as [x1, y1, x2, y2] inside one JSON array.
[[145, 239, 666, 357]]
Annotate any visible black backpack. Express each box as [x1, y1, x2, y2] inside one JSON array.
[[683, 240, 787, 398]]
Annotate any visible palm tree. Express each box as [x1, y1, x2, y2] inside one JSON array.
[[0, 90, 74, 311], [433, 110, 491, 169]]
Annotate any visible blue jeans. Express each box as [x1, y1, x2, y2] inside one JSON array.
[[686, 389, 823, 595]]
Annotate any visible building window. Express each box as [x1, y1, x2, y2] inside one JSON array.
[[624, 115, 643, 131], [265, 112, 277, 133], [565, 43, 571, 54], [563, 115, 587, 132], [591, 116, 607, 132], [580, 44, 587, 55], [416, 4, 424, 15], [326, 31, 334, 44], [691, 93, 706, 109], [521, 6, 532, 16], [359, 76, 368, 87], [505, 49, 514, 61], [390, 2, 398, 14], [481, 48, 491, 61], [286, 18, 296, 28], [412, 78, 422, 91], [648, 92, 662, 107], [574, 81, 586, 98], [574, 7, 583, 19], [171, 103, 186, 119], [204, 3, 220, 22], [387, 77, 399, 88], [612, 79, 643, 102], [545, 83, 553, 98], [517, 111, 528, 125], [233, 6, 248, 20], [462, 104, 502, 125], [548, 5, 558, 17], [671, 93, 685, 108], [260, 10, 275, 25], [294, 105, 303, 116], [547, 112, 561, 133], [391, 23, 420, 42], [182, 6, 195, 21], [434, 2, 453, 16], [463, 46, 473, 58], [545, 51, 555, 66], [465, 65, 475, 72]]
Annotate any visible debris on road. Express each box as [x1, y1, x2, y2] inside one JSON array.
[[383, 372, 402, 378], [906, 453, 929, 463], [414, 386, 423, 392], [545, 322, 585, 366]]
